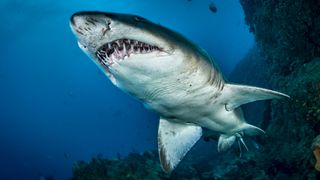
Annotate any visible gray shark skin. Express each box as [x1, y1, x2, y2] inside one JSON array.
[[70, 11, 290, 173]]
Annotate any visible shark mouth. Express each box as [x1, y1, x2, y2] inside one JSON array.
[[96, 39, 162, 67]]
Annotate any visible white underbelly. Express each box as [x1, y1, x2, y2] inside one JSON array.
[[150, 95, 245, 135]]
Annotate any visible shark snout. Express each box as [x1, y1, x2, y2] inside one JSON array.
[[70, 11, 100, 26], [70, 13, 79, 26], [70, 11, 113, 37], [70, 11, 115, 26]]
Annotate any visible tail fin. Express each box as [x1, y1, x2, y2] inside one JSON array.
[[217, 123, 265, 154]]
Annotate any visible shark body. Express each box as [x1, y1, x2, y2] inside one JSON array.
[[70, 11, 289, 173]]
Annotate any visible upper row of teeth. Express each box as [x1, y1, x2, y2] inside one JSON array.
[[96, 39, 161, 66]]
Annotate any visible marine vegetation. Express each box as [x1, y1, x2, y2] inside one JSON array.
[[72, 151, 164, 180], [72, 151, 214, 180], [214, 0, 320, 178]]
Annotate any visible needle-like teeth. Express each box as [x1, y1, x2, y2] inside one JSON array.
[[95, 39, 161, 67]]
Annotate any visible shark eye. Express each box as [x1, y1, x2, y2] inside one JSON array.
[[133, 16, 145, 22]]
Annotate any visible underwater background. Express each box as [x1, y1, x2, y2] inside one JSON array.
[[0, 0, 319, 179]]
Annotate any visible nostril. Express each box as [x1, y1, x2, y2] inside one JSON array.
[[101, 20, 111, 36], [102, 28, 108, 36]]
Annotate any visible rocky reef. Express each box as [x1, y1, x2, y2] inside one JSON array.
[[72, 150, 215, 180], [72, 151, 166, 180], [219, 48, 320, 179], [218, 0, 320, 178], [240, 0, 320, 76]]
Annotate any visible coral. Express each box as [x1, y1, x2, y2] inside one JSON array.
[[312, 135, 320, 171]]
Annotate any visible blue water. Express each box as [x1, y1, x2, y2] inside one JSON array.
[[0, 0, 253, 179]]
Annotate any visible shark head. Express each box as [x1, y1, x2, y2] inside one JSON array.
[[70, 11, 197, 86]]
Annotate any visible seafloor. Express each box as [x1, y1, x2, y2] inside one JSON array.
[[72, 0, 320, 179]]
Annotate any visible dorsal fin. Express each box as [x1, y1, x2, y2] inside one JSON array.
[[223, 83, 290, 111], [158, 118, 202, 173]]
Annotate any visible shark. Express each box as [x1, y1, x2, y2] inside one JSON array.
[[70, 11, 290, 173]]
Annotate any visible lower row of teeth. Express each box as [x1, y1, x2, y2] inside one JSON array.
[[96, 39, 160, 66]]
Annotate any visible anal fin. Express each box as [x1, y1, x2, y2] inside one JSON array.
[[158, 118, 202, 173]]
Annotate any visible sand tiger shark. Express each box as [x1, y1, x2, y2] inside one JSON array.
[[70, 11, 289, 173]]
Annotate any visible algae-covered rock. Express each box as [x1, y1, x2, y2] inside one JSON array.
[[72, 151, 168, 180], [72, 150, 215, 180], [217, 48, 320, 179], [215, 0, 320, 178], [240, 0, 320, 76]]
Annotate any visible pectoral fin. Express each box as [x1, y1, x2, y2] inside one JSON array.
[[158, 118, 202, 173], [223, 83, 290, 111]]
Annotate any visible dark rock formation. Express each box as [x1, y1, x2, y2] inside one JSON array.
[[71, 150, 215, 180], [216, 0, 320, 178], [72, 151, 167, 180], [240, 0, 320, 76]]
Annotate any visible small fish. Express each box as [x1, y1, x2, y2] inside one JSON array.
[[209, 2, 217, 13], [64, 152, 70, 159]]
